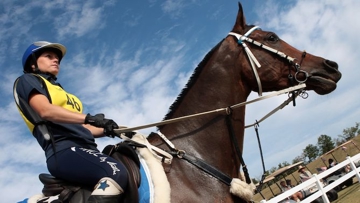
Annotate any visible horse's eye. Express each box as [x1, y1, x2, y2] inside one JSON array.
[[266, 33, 279, 42]]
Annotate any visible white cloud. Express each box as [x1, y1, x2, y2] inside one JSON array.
[[161, 0, 186, 18], [54, 1, 106, 39], [0, 165, 45, 202]]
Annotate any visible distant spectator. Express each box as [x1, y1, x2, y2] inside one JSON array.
[[286, 179, 295, 188], [328, 158, 336, 168], [329, 158, 351, 174], [316, 166, 327, 173], [344, 164, 351, 173], [298, 166, 312, 182], [279, 180, 303, 202]]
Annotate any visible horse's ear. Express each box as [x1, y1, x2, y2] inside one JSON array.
[[231, 2, 246, 33]]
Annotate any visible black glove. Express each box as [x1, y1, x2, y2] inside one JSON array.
[[122, 131, 136, 138], [85, 113, 119, 138]]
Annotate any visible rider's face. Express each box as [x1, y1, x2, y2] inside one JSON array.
[[34, 51, 60, 76]]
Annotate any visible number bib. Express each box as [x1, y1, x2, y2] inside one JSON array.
[[38, 75, 83, 113]]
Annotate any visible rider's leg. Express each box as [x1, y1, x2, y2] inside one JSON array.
[[87, 177, 124, 203], [47, 147, 128, 202]]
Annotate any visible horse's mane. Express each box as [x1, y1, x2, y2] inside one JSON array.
[[162, 39, 225, 121]]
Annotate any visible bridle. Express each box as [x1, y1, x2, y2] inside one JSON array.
[[228, 26, 309, 96]]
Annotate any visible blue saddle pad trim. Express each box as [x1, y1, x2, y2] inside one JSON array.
[[138, 161, 151, 203], [17, 198, 28, 203]]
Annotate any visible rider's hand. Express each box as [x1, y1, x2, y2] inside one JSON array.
[[84, 113, 119, 138], [122, 131, 136, 138]]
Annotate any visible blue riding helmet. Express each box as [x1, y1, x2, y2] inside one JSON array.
[[22, 41, 67, 71]]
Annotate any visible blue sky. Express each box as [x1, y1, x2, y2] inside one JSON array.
[[1, 0, 359, 202]]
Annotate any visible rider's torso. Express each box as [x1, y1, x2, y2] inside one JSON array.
[[15, 73, 97, 159]]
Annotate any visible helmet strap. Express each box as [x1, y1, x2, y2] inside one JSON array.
[[31, 53, 40, 73]]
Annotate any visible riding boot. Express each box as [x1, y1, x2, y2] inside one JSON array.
[[87, 177, 124, 203]]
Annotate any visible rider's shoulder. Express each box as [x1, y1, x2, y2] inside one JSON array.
[[18, 73, 39, 80], [18, 73, 46, 82], [16, 74, 46, 89]]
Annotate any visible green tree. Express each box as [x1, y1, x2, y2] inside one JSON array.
[[303, 144, 319, 162], [317, 134, 335, 155], [277, 161, 289, 169], [292, 155, 304, 164], [338, 122, 360, 142], [333, 137, 344, 146], [269, 166, 278, 174]]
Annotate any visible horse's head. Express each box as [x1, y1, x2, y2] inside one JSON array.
[[229, 3, 341, 95]]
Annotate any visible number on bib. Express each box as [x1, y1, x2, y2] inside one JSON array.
[[66, 94, 81, 112]]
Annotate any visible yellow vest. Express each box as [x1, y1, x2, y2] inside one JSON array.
[[15, 74, 83, 133]]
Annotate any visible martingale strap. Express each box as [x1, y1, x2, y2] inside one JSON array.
[[225, 115, 251, 184], [152, 131, 237, 186], [170, 150, 233, 186]]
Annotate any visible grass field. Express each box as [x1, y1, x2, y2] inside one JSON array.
[[332, 178, 360, 203], [253, 135, 360, 202]]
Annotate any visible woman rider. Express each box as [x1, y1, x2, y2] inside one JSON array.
[[14, 41, 128, 202]]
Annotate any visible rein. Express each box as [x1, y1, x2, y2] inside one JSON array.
[[114, 84, 305, 134]]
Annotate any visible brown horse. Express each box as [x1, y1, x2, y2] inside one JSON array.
[[147, 2, 341, 203]]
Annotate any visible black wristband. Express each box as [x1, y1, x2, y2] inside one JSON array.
[[84, 113, 105, 127], [84, 113, 92, 124]]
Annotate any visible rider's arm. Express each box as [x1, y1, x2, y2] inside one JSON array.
[[83, 124, 106, 138], [29, 91, 109, 138], [29, 91, 86, 123]]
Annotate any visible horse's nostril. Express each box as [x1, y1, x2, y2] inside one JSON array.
[[324, 60, 338, 70]]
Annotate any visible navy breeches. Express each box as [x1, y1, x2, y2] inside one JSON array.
[[47, 147, 128, 189]]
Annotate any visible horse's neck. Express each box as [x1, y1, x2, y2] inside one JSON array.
[[158, 50, 251, 174]]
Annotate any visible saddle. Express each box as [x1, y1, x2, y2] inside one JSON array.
[[39, 142, 141, 203], [39, 173, 91, 202]]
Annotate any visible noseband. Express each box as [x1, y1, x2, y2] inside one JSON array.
[[228, 26, 309, 96]]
